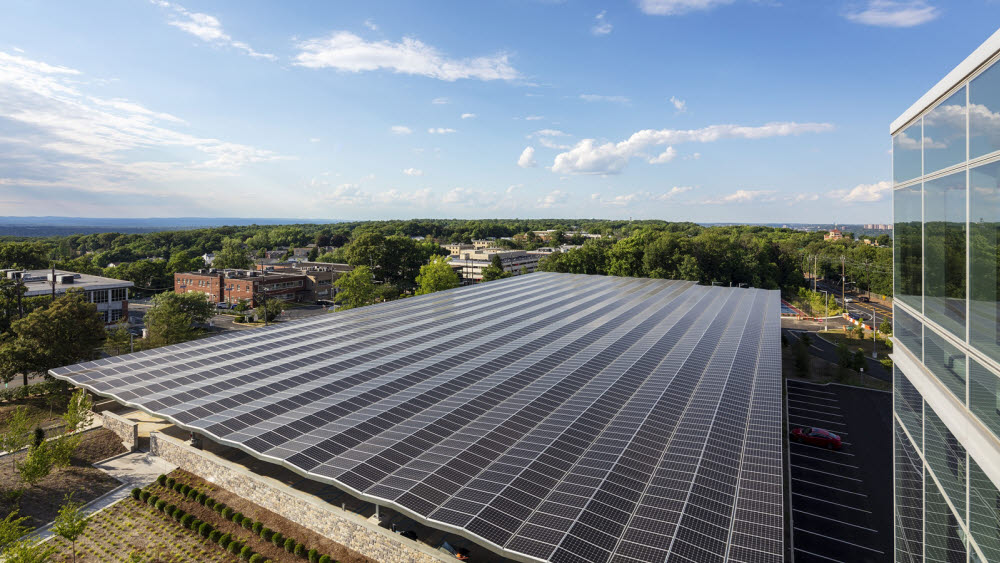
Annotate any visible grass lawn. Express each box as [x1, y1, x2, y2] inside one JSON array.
[[816, 330, 893, 361], [0, 393, 73, 436]]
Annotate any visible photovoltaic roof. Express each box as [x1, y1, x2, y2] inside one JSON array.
[[51, 272, 783, 563]]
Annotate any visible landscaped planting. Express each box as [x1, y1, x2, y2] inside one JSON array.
[[138, 470, 364, 563]]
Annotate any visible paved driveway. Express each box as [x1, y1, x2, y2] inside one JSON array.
[[786, 380, 891, 563]]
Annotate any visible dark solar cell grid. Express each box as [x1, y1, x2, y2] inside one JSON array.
[[49, 273, 782, 563]]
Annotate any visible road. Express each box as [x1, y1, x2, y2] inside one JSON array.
[[814, 280, 892, 324], [783, 327, 889, 381]]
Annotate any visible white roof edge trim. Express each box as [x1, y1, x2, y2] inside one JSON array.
[[891, 27, 1000, 135]]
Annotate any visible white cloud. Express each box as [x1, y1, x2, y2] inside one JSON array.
[[309, 137, 321, 143], [639, 0, 736, 16], [0, 50, 288, 197], [293, 32, 520, 81], [591, 11, 613, 35], [828, 181, 892, 203], [551, 121, 834, 175], [442, 187, 499, 207], [537, 190, 569, 208], [525, 115, 544, 121], [154, 1, 276, 60], [530, 129, 572, 150], [461, 113, 476, 119], [428, 127, 456, 134], [684, 152, 701, 160], [403, 167, 423, 176], [670, 96, 687, 113], [390, 125, 413, 135], [518, 146, 538, 168], [591, 186, 692, 206], [702, 189, 777, 204], [792, 193, 819, 203], [318, 181, 431, 207], [432, 97, 450, 105], [845, 1, 939, 27], [580, 94, 630, 104], [364, 19, 378, 31]]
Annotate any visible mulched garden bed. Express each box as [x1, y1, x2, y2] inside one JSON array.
[[0, 428, 126, 529], [156, 469, 376, 563]]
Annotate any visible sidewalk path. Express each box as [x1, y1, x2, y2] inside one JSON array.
[[32, 451, 176, 541]]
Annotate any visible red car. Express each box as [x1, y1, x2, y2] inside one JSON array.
[[790, 427, 842, 449]]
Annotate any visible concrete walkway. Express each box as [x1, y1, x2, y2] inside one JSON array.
[[32, 450, 176, 541]]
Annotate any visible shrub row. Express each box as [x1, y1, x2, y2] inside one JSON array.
[[148, 476, 337, 562], [0, 379, 66, 403]]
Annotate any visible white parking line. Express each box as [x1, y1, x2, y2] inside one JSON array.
[[791, 478, 867, 496], [792, 492, 870, 513], [789, 442, 855, 456], [788, 398, 843, 410], [794, 510, 879, 532], [794, 548, 846, 563], [787, 385, 836, 396], [791, 465, 863, 481], [790, 452, 859, 469], [788, 407, 846, 421], [794, 528, 884, 554], [789, 415, 849, 428]]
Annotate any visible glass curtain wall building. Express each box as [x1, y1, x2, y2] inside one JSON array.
[[892, 28, 1000, 563]]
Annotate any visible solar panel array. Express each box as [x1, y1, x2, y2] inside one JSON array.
[[51, 272, 783, 563]]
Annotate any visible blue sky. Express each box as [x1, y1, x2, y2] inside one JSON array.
[[1, 0, 997, 222]]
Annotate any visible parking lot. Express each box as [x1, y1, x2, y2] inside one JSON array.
[[785, 379, 892, 563]]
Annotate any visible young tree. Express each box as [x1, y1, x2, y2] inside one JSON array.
[[104, 320, 132, 356], [415, 256, 460, 295], [853, 323, 865, 340], [792, 339, 810, 379], [2, 538, 55, 563], [836, 341, 853, 370], [0, 510, 31, 550], [16, 442, 54, 488], [52, 495, 89, 563], [481, 255, 512, 282], [852, 349, 867, 373], [879, 319, 892, 335], [260, 299, 284, 323], [307, 247, 319, 262], [333, 266, 376, 310], [0, 292, 106, 386], [0, 407, 34, 472]]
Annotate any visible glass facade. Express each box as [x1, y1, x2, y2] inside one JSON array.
[[893, 38, 1000, 563]]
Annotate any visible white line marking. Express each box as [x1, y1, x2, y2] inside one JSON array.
[[789, 453, 859, 469], [789, 442, 855, 456], [794, 548, 846, 563], [791, 478, 867, 496], [792, 492, 871, 513], [789, 416, 848, 428], [794, 528, 884, 554], [790, 465, 863, 481], [794, 510, 879, 532], [788, 398, 842, 409]]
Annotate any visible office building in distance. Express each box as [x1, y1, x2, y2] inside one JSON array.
[[52, 273, 783, 563], [2, 268, 133, 324], [891, 28, 1000, 563]]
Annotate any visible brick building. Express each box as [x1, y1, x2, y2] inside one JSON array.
[[174, 269, 308, 306]]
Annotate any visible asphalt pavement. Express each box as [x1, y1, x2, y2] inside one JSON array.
[[786, 380, 892, 563], [782, 327, 889, 381]]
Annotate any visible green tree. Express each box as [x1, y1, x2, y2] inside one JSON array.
[[165, 251, 205, 275], [836, 341, 853, 369], [2, 538, 55, 563], [852, 349, 867, 373], [144, 292, 214, 347], [16, 442, 54, 487], [793, 339, 810, 378], [0, 510, 31, 550], [104, 320, 132, 356], [307, 247, 319, 262], [52, 495, 89, 563], [415, 256, 460, 295], [333, 266, 376, 310], [481, 255, 512, 282], [212, 238, 252, 270], [259, 299, 284, 323], [0, 292, 106, 386], [853, 323, 865, 340], [0, 407, 34, 472], [879, 319, 892, 335]]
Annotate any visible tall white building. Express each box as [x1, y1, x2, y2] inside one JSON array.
[[891, 28, 1000, 563]]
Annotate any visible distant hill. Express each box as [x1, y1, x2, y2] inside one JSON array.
[[0, 217, 342, 237]]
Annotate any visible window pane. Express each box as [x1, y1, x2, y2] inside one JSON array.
[[895, 366, 923, 448], [970, 160, 1000, 364], [895, 304, 923, 359], [924, 171, 967, 339], [970, 454, 1000, 562], [969, 358, 1000, 442], [895, 421, 924, 563], [925, 329, 967, 403], [971, 62, 1000, 160], [925, 407, 967, 519], [894, 184, 923, 311], [924, 87, 967, 174], [895, 122, 923, 183], [925, 465, 968, 562]]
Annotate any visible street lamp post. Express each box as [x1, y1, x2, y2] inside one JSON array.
[[820, 290, 829, 331], [872, 309, 878, 359]]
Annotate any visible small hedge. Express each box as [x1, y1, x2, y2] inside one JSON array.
[[146, 494, 159, 506], [231, 511, 244, 523], [197, 492, 208, 504], [199, 522, 213, 537], [172, 508, 186, 521], [294, 543, 305, 557], [241, 516, 253, 529], [319, 556, 331, 563], [228, 541, 242, 555], [222, 507, 234, 519], [252, 521, 263, 534], [249, 554, 264, 563], [218, 533, 232, 549], [240, 545, 254, 561], [271, 533, 284, 548], [139, 491, 151, 502], [259, 527, 272, 541], [155, 500, 166, 511], [165, 504, 176, 515], [130, 488, 141, 500], [214, 502, 226, 514], [156, 475, 167, 486], [308, 549, 318, 563], [284, 538, 296, 553], [166, 477, 176, 488]]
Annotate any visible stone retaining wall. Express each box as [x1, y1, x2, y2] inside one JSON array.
[[149, 432, 450, 563], [101, 411, 138, 452]]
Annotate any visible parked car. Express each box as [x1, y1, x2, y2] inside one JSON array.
[[844, 297, 854, 303], [790, 427, 842, 449], [857, 296, 870, 303]]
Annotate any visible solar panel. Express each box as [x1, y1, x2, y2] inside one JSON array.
[[50, 272, 783, 562]]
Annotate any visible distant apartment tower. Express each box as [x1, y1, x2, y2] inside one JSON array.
[[3, 268, 132, 325], [891, 29, 1000, 563]]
